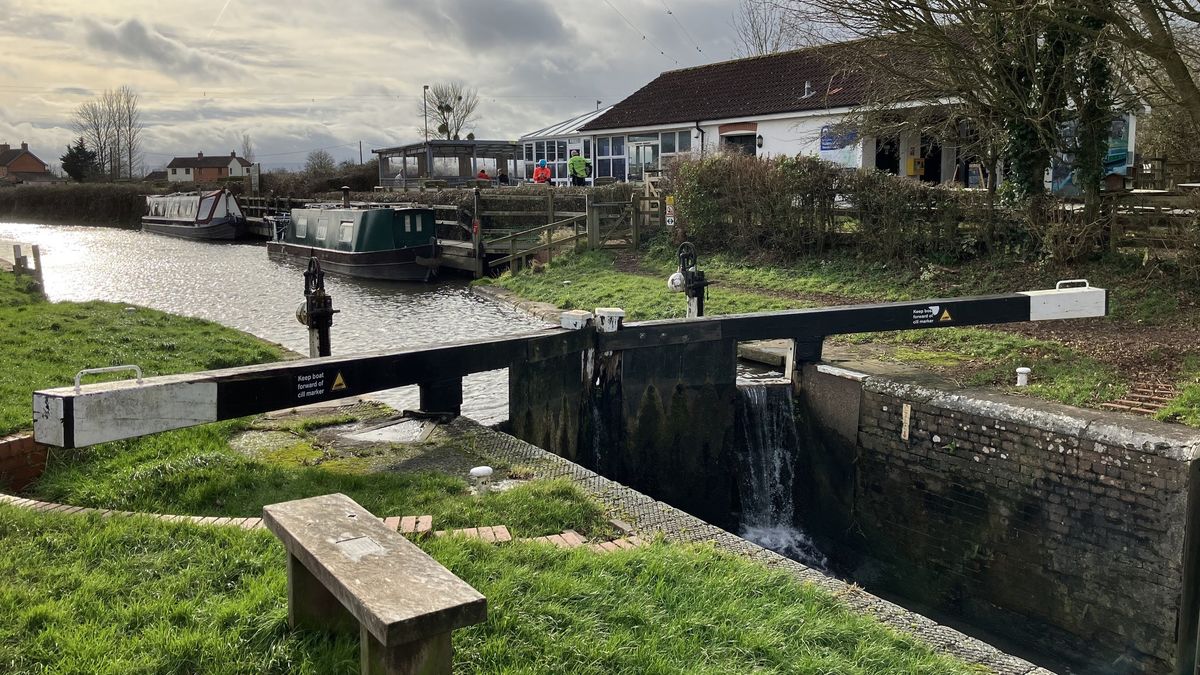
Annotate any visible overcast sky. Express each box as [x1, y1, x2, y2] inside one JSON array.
[[0, 0, 740, 171]]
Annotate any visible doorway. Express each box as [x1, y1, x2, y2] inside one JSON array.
[[875, 138, 900, 174], [628, 142, 659, 182]]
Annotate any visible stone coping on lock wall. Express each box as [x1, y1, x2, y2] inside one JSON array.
[[864, 377, 1200, 463]]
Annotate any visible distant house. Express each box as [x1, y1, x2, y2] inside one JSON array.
[[0, 142, 63, 185], [166, 151, 253, 183], [144, 169, 168, 182]]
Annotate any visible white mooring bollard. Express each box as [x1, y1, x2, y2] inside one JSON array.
[[469, 465, 494, 493], [1016, 367, 1032, 387]]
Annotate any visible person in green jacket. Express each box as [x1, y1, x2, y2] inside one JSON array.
[[567, 149, 591, 187]]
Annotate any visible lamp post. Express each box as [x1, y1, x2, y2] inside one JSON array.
[[423, 84, 430, 142]]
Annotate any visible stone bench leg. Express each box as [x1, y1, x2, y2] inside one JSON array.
[[287, 553, 355, 633], [360, 625, 452, 675]]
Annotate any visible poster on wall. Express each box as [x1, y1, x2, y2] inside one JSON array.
[[1048, 114, 1134, 196], [819, 125, 860, 168]]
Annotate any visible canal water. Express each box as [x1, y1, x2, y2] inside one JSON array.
[[0, 222, 548, 424]]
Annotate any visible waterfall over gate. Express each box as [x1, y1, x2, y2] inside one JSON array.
[[735, 381, 828, 571]]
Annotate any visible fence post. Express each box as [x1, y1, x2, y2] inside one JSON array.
[[30, 245, 43, 289], [545, 192, 554, 227], [631, 196, 641, 250], [586, 193, 599, 250]]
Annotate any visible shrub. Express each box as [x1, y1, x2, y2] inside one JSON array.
[[668, 153, 987, 262]]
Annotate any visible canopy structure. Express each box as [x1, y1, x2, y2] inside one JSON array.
[[373, 140, 520, 188]]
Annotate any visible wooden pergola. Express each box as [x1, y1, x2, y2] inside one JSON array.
[[373, 140, 520, 188]]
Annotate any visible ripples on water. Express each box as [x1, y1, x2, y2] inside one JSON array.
[[0, 222, 549, 424]]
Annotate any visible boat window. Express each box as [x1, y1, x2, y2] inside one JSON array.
[[295, 216, 308, 238], [198, 195, 217, 218], [414, 214, 422, 232], [404, 215, 411, 233], [338, 221, 353, 243], [316, 217, 328, 240]]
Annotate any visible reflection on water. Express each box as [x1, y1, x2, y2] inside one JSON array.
[[0, 222, 549, 424]]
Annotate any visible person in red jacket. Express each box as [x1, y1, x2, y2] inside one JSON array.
[[477, 168, 490, 180], [532, 159, 552, 184]]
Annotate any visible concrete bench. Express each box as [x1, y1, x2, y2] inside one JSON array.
[[263, 493, 486, 675]]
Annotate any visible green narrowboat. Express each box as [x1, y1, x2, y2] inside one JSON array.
[[266, 205, 440, 281]]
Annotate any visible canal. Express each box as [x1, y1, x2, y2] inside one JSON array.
[[0, 222, 548, 424]]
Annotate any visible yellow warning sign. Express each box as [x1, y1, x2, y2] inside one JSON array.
[[938, 309, 953, 322], [331, 372, 347, 391]]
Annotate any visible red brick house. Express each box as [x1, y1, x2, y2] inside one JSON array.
[[166, 151, 253, 183], [0, 142, 61, 184]]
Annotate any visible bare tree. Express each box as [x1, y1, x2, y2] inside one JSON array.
[[74, 87, 142, 180], [780, 1, 1120, 202], [417, 82, 480, 141], [733, 0, 800, 57], [117, 86, 143, 179], [305, 149, 336, 176], [74, 99, 112, 180], [241, 133, 255, 163]]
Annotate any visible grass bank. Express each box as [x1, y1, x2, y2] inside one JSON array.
[[0, 271, 286, 435], [32, 415, 609, 538], [485, 249, 1133, 410], [0, 505, 976, 674]]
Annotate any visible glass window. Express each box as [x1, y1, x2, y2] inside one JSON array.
[[611, 158, 626, 181], [338, 221, 354, 243], [611, 136, 625, 156], [557, 141, 567, 161], [629, 133, 658, 143], [599, 158, 612, 178], [678, 131, 691, 152], [316, 218, 328, 241], [404, 215, 412, 232], [295, 217, 308, 238], [535, 141, 545, 162], [661, 132, 676, 154], [583, 139, 591, 158], [598, 137, 610, 156]]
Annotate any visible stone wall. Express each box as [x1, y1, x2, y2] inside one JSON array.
[[0, 434, 49, 491], [799, 365, 1200, 674]]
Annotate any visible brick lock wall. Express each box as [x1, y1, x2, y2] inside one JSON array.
[[0, 434, 49, 491], [846, 379, 1197, 673]]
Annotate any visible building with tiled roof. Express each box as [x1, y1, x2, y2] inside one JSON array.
[[166, 151, 254, 183], [0, 142, 63, 185], [519, 40, 967, 185]]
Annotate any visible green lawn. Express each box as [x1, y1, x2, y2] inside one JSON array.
[[488, 250, 1125, 408], [0, 271, 287, 435], [33, 418, 608, 538], [0, 505, 977, 675]]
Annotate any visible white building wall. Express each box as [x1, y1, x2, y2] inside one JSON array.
[[228, 159, 247, 177], [167, 168, 193, 183]]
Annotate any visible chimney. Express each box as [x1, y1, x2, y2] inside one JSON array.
[[20, 142, 27, 151], [0, 144, 8, 153], [197, 152, 204, 158], [231, 151, 237, 157]]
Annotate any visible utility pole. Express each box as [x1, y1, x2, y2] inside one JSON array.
[[423, 84, 430, 143], [359, 140, 363, 165]]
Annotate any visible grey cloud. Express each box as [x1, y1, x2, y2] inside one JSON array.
[[54, 87, 92, 97], [397, 0, 572, 49], [81, 17, 243, 80]]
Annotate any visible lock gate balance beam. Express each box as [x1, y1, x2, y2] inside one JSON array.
[[32, 283, 1106, 449]]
